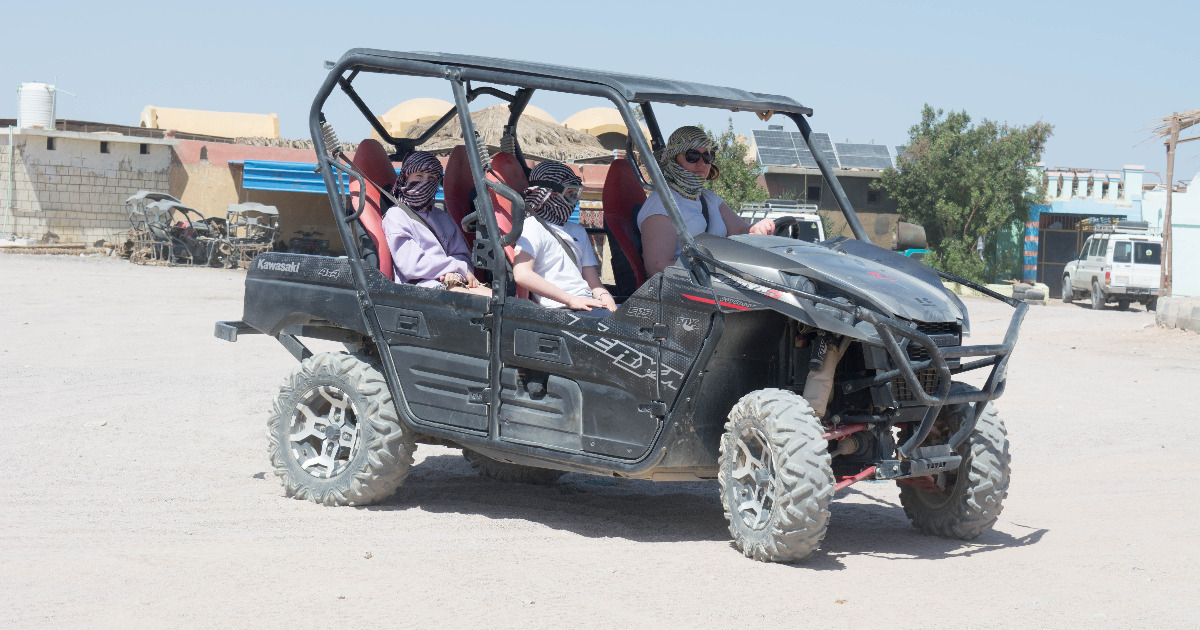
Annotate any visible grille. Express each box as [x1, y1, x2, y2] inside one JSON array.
[[892, 369, 941, 401], [914, 321, 960, 336], [903, 320, 960, 361]]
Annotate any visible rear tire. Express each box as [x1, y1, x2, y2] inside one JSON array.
[[1091, 281, 1106, 310], [899, 383, 1010, 539], [718, 389, 832, 562], [1148, 297, 1158, 312], [1061, 277, 1073, 303], [267, 352, 416, 506], [1117, 299, 1130, 310], [462, 449, 566, 484]]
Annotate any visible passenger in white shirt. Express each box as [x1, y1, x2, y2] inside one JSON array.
[[513, 161, 616, 317], [637, 126, 775, 276]]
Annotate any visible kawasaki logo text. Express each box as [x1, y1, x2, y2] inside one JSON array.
[[257, 260, 300, 273]]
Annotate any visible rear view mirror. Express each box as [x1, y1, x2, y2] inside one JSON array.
[[894, 221, 927, 251]]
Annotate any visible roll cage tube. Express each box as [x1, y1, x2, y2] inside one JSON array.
[[784, 112, 870, 243], [309, 60, 400, 404]]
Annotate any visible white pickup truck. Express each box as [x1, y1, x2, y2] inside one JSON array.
[[1062, 229, 1162, 310]]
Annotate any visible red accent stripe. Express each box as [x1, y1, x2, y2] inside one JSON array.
[[681, 293, 753, 311]]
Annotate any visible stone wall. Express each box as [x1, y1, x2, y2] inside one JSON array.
[[1, 129, 174, 244]]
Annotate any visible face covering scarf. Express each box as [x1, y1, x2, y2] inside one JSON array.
[[392, 151, 444, 212], [525, 161, 582, 226], [656, 126, 713, 201]]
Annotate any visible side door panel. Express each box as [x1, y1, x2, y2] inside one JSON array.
[[496, 277, 665, 460], [379, 284, 492, 432]]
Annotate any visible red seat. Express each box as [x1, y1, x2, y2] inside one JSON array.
[[442, 146, 477, 253], [602, 158, 647, 288], [347, 139, 398, 277], [443, 147, 531, 298]]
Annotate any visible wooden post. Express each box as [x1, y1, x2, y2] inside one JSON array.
[[1162, 114, 1179, 298]]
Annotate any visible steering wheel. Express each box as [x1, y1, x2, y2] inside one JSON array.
[[773, 216, 800, 240]]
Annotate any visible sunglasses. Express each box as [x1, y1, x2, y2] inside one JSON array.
[[529, 179, 584, 197], [683, 148, 716, 164]]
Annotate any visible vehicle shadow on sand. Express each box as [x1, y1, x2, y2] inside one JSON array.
[[366, 454, 1047, 567]]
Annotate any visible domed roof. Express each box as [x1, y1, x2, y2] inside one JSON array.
[[521, 105, 558, 124], [562, 107, 648, 138], [379, 98, 454, 135]]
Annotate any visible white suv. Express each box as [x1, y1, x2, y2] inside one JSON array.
[[739, 200, 825, 243], [1062, 231, 1162, 310]]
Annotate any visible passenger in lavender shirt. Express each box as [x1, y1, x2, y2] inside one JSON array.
[[381, 151, 489, 296]]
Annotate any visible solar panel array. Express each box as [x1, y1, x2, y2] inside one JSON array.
[[835, 143, 894, 169], [752, 128, 901, 170], [751, 130, 840, 168], [803, 133, 840, 169]]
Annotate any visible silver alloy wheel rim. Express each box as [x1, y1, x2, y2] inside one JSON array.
[[730, 426, 778, 531], [288, 385, 362, 479]]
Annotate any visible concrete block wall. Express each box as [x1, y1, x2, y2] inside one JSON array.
[[1, 129, 174, 244], [1156, 297, 1200, 333]]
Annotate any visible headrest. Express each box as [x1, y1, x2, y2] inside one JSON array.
[[352, 139, 397, 189]]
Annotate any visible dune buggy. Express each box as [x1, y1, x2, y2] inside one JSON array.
[[216, 50, 1025, 562]]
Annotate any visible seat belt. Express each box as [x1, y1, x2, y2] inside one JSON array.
[[533, 215, 581, 269]]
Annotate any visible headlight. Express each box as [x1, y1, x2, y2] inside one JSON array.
[[781, 272, 816, 296]]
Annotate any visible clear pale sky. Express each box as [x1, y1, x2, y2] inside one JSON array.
[[4, 0, 1197, 183]]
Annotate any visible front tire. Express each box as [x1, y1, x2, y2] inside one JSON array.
[[899, 383, 1011, 539], [718, 389, 833, 562], [267, 352, 416, 506]]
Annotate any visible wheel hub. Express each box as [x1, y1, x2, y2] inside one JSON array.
[[729, 426, 778, 531], [288, 385, 361, 479]]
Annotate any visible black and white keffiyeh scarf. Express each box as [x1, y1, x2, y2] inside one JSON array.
[[524, 160, 582, 226], [391, 151, 444, 212]]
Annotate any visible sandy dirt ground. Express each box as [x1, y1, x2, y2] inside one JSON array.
[[1, 253, 1198, 629]]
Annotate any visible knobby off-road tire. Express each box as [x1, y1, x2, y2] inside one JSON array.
[[462, 449, 566, 484], [718, 389, 833, 563], [1061, 277, 1074, 303], [267, 352, 416, 506], [899, 383, 1011, 540]]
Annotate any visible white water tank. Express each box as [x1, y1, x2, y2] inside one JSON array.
[[17, 83, 56, 129]]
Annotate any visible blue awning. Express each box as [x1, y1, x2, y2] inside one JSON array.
[[241, 160, 356, 194], [238, 160, 443, 201]]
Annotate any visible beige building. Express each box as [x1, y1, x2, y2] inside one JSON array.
[[1, 127, 174, 244], [140, 106, 279, 139]]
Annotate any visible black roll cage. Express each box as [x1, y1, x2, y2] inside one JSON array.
[[307, 50, 1025, 466]]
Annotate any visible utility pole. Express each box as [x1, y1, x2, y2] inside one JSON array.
[[1162, 114, 1178, 297], [1143, 110, 1198, 300]]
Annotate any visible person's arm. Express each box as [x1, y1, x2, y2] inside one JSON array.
[[512, 251, 606, 311], [582, 265, 617, 311], [385, 213, 470, 287], [718, 199, 774, 236], [640, 214, 679, 277]]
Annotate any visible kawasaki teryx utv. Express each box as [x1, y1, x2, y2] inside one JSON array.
[[216, 50, 1025, 562]]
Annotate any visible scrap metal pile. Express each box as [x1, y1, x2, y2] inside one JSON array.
[[123, 191, 278, 268]]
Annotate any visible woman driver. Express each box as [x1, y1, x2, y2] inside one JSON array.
[[636, 126, 775, 276]]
